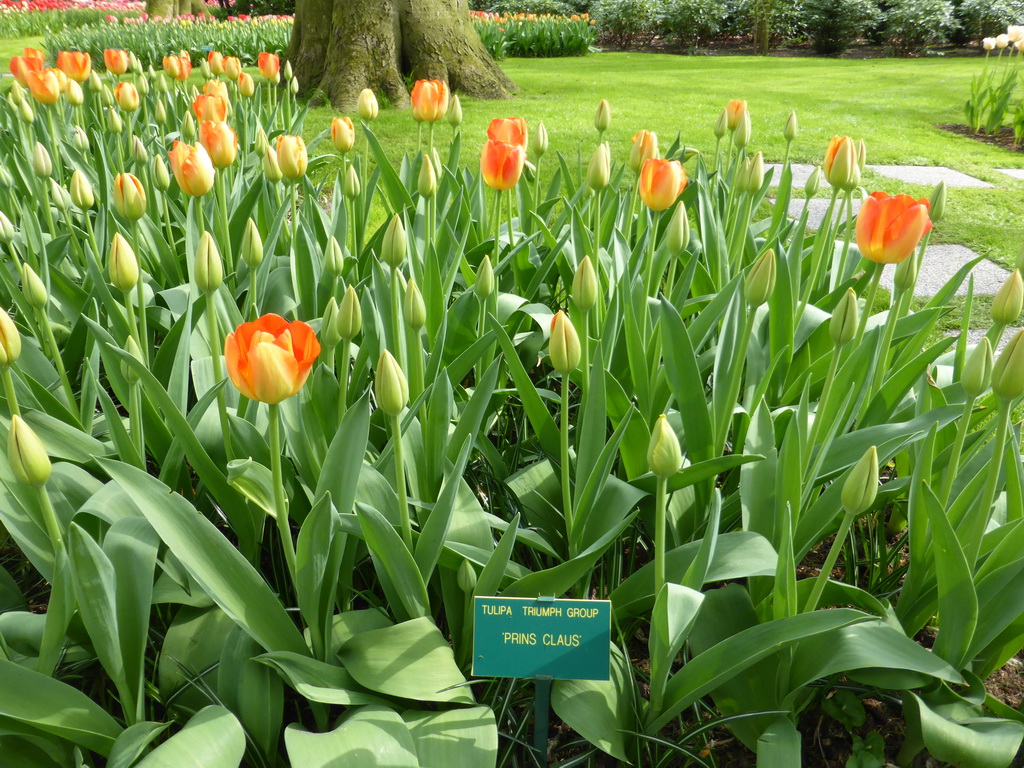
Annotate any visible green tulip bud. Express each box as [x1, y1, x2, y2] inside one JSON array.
[[856, 139, 867, 172], [381, 214, 406, 269], [962, 337, 993, 399], [594, 99, 611, 133], [199, 60, 211, 80], [255, 125, 268, 157], [49, 180, 70, 212], [113, 173, 146, 221], [344, 164, 360, 200], [572, 256, 599, 313], [0, 308, 22, 368], [108, 233, 139, 293], [289, 77, 299, 95], [475, 255, 494, 299], [153, 155, 170, 191], [70, 171, 94, 210], [67, 80, 84, 106], [784, 110, 798, 142], [136, 74, 150, 96], [129, 52, 141, 73], [549, 310, 580, 375], [71, 125, 90, 152], [418, 153, 436, 199], [841, 445, 878, 515], [283, 60, 293, 80], [122, 334, 144, 384], [667, 202, 690, 254], [263, 146, 282, 183], [181, 112, 195, 140], [106, 107, 123, 135], [0, 212, 15, 244], [893, 253, 918, 294], [0, 166, 12, 190], [647, 413, 682, 480], [321, 297, 342, 348], [805, 165, 823, 198], [375, 349, 409, 416], [8, 81, 23, 105], [100, 85, 114, 108], [448, 93, 463, 127], [744, 248, 776, 307], [531, 121, 548, 159], [154, 99, 167, 125], [457, 558, 477, 593], [739, 151, 764, 194], [733, 111, 751, 149], [992, 329, 1024, 401], [22, 264, 48, 308], [131, 135, 148, 165], [992, 269, 1023, 326], [18, 99, 34, 124], [338, 284, 362, 341], [195, 232, 223, 294], [406, 278, 426, 330], [88, 71, 102, 91], [324, 236, 344, 278], [713, 108, 728, 139], [586, 142, 611, 192], [830, 287, 859, 347], [32, 142, 52, 178], [929, 180, 946, 224], [241, 218, 264, 269], [8, 415, 51, 488]]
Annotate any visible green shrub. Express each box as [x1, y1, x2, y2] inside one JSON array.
[[0, 8, 142, 40], [883, 0, 957, 55], [803, 0, 880, 54], [722, 0, 806, 51], [954, 0, 1024, 41], [659, 0, 727, 48], [591, 0, 660, 47]]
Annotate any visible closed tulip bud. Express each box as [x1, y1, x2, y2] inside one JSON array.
[[67, 80, 83, 106], [667, 203, 690, 254], [136, 74, 149, 96], [154, 99, 167, 125], [997, 34, 1010, 48], [199, 120, 238, 168], [199, 60, 211, 80], [983, 37, 996, 50], [992, 329, 1024, 400], [32, 142, 52, 178], [856, 139, 867, 172], [131, 135, 148, 164], [0, 213, 15, 244], [739, 151, 765, 194], [238, 72, 255, 98], [108, 233, 139, 292], [806, 165, 823, 198], [182, 112, 195, 140], [114, 82, 139, 111], [49, 180, 70, 212], [418, 153, 436, 198], [289, 77, 298, 95], [100, 85, 114, 108], [713, 108, 729, 139], [962, 337, 993, 399], [744, 248, 776, 307], [893, 253, 918, 294], [22, 264, 48, 308], [0, 167, 9, 190], [129, 52, 141, 73], [88, 71, 102, 92], [587, 142, 611, 191], [224, 57, 242, 80], [338, 284, 362, 340], [841, 445, 879, 515], [263, 145, 283, 183], [255, 125, 268, 157], [122, 334, 144, 384], [406, 278, 426, 330], [0, 308, 22, 367], [324, 236, 344, 277], [283, 60, 293, 80], [8, 415, 51, 488], [319, 297, 342, 348], [929, 181, 946, 223], [476, 255, 494, 299], [628, 130, 658, 173], [113, 173, 147, 221], [106, 106, 123, 134], [992, 270, 1023, 325], [381, 214, 406, 268], [647, 414, 682, 479], [375, 350, 408, 416], [448, 93, 462, 127], [152, 155, 170, 191], [357, 88, 378, 121], [784, 110, 798, 142], [276, 135, 308, 180], [732, 111, 751, 149], [69, 125, 88, 152], [830, 287, 859, 346], [549, 310, 580, 374], [594, 99, 611, 133], [531, 121, 548, 159], [8, 81, 23, 105], [344, 164, 360, 200], [241, 218, 263, 269], [457, 559, 477, 593], [823, 136, 858, 190], [195, 232, 223, 294], [572, 256, 599, 312], [18, 98, 34, 124]]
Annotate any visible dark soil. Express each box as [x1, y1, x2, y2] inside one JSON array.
[[597, 35, 982, 60], [937, 123, 1023, 153]]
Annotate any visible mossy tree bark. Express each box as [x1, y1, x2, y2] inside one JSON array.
[[288, 0, 513, 111], [146, 0, 208, 17]]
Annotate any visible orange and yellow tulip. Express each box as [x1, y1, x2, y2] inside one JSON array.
[[168, 141, 216, 197], [23, 47, 44, 64], [225, 314, 320, 404], [193, 93, 228, 122], [331, 117, 355, 153], [480, 139, 525, 191], [56, 51, 91, 83], [411, 79, 449, 122], [208, 50, 224, 76], [199, 121, 238, 168], [203, 79, 230, 103], [114, 82, 140, 112], [823, 136, 860, 189], [25, 68, 61, 105], [162, 55, 181, 80], [638, 158, 687, 211], [112, 173, 147, 220], [224, 56, 242, 80], [10, 55, 43, 87], [257, 52, 280, 80], [238, 72, 255, 98], [276, 135, 308, 179], [725, 99, 747, 131], [855, 192, 932, 265], [487, 117, 528, 150], [629, 130, 658, 172], [104, 49, 129, 75], [175, 54, 192, 81]]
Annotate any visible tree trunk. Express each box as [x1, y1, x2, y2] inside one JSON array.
[[145, 0, 205, 16], [288, 0, 514, 111]]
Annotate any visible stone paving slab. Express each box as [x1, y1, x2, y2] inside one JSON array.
[[766, 163, 826, 189], [865, 165, 993, 188], [880, 244, 1009, 297], [945, 327, 1019, 356], [996, 168, 1024, 181]]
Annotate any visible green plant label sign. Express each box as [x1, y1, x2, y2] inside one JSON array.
[[472, 597, 611, 681]]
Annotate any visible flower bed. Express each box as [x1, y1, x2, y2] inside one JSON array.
[[471, 10, 597, 57]]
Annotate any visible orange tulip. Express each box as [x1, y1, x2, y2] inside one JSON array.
[[480, 139, 525, 191], [193, 93, 228, 122], [225, 314, 320, 403], [203, 79, 230, 102], [112, 173, 147, 220], [331, 116, 355, 153], [411, 79, 449, 122], [629, 130, 658, 172], [199, 121, 238, 168], [57, 51, 91, 83], [52, 68, 69, 94], [855, 192, 932, 265], [114, 82, 140, 112], [175, 54, 192, 81], [104, 49, 129, 75], [224, 56, 242, 80], [638, 158, 687, 211], [25, 68, 61, 105], [725, 99, 747, 131], [208, 50, 224, 76], [168, 141, 216, 197], [23, 47, 44, 64], [487, 117, 528, 150], [257, 52, 280, 80], [162, 55, 181, 80], [10, 55, 43, 86], [823, 135, 859, 188], [238, 72, 255, 98], [276, 135, 308, 179]]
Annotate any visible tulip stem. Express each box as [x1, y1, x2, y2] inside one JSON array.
[[129, 381, 145, 468], [654, 475, 668, 600], [2, 367, 20, 417], [579, 308, 590, 398], [337, 338, 350, 421], [644, 210, 661, 296], [206, 292, 234, 462], [808, 342, 841, 451], [804, 508, 856, 613], [215, 171, 233, 280], [715, 308, 756, 454], [391, 264, 404, 370], [493, 189, 503, 259], [36, 306, 76, 412], [560, 373, 573, 542], [131, 221, 149, 364], [268, 403, 297, 582], [939, 394, 976, 507], [506, 186, 516, 251], [864, 285, 905, 409], [46, 106, 62, 180], [36, 484, 64, 554], [853, 264, 883, 350], [798, 188, 840, 317], [392, 412, 413, 549], [973, 400, 1013, 556], [834, 192, 856, 289]]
